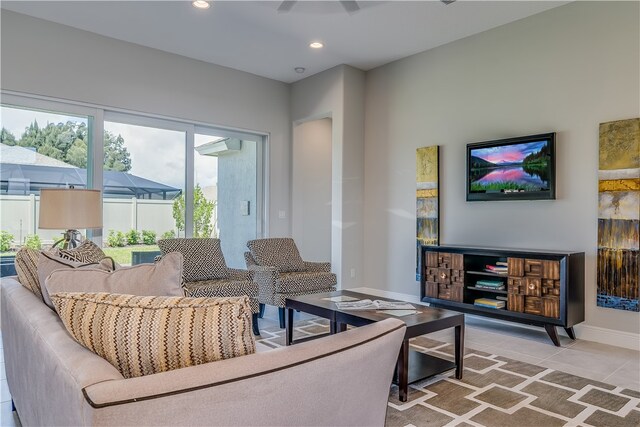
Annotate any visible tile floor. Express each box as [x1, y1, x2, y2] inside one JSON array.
[[1, 306, 638, 426]]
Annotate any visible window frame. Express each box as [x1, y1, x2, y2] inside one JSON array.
[[1, 91, 267, 244]]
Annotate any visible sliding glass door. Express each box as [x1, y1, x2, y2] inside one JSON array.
[[1, 93, 265, 268], [194, 128, 261, 268], [0, 101, 93, 250], [101, 116, 187, 264]]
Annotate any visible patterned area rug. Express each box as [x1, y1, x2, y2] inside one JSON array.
[[256, 318, 640, 427]]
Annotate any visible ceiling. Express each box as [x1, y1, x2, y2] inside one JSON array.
[[1, 1, 568, 83]]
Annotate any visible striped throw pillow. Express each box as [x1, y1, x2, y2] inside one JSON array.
[[50, 293, 256, 378], [14, 247, 44, 301]]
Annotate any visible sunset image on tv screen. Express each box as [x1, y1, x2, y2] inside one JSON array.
[[469, 140, 551, 194]]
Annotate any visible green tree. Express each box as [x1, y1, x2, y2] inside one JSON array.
[[172, 185, 217, 238], [1, 128, 16, 145], [66, 139, 88, 168], [13, 120, 132, 172], [104, 131, 132, 172]]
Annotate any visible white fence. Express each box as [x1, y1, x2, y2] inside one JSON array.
[[0, 195, 178, 246]]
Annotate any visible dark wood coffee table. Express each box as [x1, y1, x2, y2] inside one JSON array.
[[285, 290, 464, 402]]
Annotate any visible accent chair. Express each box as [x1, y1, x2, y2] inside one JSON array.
[[245, 237, 337, 328], [158, 238, 261, 335]]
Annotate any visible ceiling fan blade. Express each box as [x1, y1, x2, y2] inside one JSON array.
[[441, 0, 456, 4], [339, 1, 360, 13], [277, 1, 296, 12]]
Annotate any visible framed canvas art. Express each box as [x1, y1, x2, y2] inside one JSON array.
[[416, 145, 439, 280], [597, 118, 639, 312]]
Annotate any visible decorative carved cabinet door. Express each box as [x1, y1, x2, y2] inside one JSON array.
[[507, 258, 560, 318], [425, 252, 464, 302]]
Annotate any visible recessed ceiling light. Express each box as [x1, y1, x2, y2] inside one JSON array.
[[309, 42, 324, 49], [192, 1, 211, 9], [294, 67, 306, 74]]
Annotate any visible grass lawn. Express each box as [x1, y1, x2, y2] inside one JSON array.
[[102, 245, 160, 265], [2, 245, 161, 266]]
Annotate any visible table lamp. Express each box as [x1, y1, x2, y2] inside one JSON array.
[[38, 188, 103, 249]]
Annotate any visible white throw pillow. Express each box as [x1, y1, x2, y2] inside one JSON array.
[[45, 252, 185, 299]]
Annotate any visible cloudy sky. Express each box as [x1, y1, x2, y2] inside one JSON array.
[[1, 105, 219, 190], [472, 140, 547, 164]]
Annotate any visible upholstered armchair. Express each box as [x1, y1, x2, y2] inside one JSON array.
[[158, 238, 261, 335], [244, 238, 337, 328]]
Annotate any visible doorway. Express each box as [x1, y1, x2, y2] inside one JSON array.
[[292, 118, 332, 262]]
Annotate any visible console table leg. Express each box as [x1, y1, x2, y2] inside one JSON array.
[[564, 326, 576, 340], [285, 309, 294, 346], [397, 340, 409, 402], [544, 324, 561, 347], [258, 303, 265, 318], [279, 307, 286, 329], [455, 323, 465, 379]]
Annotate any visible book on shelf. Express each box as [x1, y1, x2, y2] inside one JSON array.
[[484, 268, 508, 275], [495, 295, 508, 301], [495, 261, 508, 267], [473, 298, 506, 309], [474, 285, 506, 291], [484, 264, 508, 275], [476, 279, 504, 287], [475, 303, 505, 309]]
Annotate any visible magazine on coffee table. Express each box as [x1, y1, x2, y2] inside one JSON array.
[[322, 295, 359, 302], [334, 299, 415, 310]]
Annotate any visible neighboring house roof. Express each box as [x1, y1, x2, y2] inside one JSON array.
[[1, 143, 182, 199], [0, 143, 76, 168], [1, 163, 182, 200]]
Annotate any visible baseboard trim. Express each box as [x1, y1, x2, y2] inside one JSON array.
[[572, 324, 640, 351], [347, 287, 640, 351]]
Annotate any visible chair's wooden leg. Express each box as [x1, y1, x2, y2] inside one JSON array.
[[279, 307, 286, 329], [252, 313, 260, 336], [259, 303, 265, 318]]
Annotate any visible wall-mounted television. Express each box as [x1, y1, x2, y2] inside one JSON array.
[[466, 133, 556, 201]]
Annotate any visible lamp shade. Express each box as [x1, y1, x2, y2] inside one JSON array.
[[39, 189, 103, 230]]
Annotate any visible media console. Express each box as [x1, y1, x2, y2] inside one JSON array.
[[420, 245, 585, 346]]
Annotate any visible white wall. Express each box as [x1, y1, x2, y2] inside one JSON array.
[[292, 118, 332, 262], [364, 1, 640, 334], [0, 10, 291, 238], [291, 65, 365, 288]]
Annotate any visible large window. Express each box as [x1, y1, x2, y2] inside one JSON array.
[[0, 102, 92, 251], [101, 118, 186, 264], [0, 93, 265, 268], [195, 129, 260, 267]]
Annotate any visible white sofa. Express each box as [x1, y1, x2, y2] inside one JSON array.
[[1, 277, 405, 426]]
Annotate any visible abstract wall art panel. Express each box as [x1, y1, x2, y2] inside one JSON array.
[[597, 118, 639, 312], [416, 146, 439, 279]]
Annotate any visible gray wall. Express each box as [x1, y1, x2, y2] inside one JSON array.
[[291, 65, 366, 288], [1, 10, 291, 238], [363, 1, 640, 334], [292, 118, 332, 262], [218, 141, 257, 269]]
